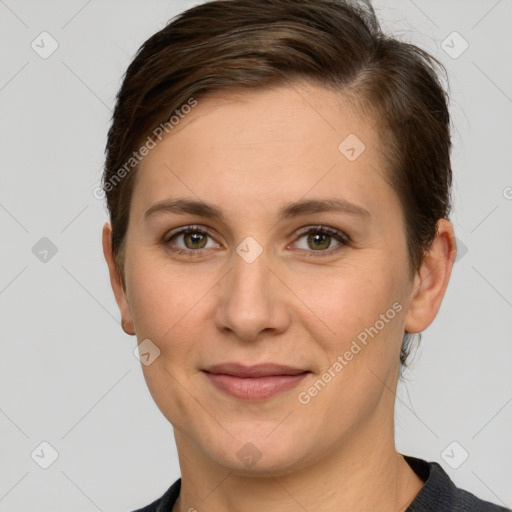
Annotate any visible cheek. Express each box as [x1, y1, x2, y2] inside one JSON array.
[[126, 253, 206, 424], [125, 248, 223, 384], [125, 247, 201, 337], [308, 263, 406, 376], [307, 262, 398, 331], [296, 274, 404, 438]]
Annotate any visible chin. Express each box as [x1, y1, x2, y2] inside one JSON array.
[[201, 426, 316, 477]]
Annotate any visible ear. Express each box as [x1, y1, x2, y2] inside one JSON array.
[[102, 222, 135, 336], [404, 219, 458, 334]]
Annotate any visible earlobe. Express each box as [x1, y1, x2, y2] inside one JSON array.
[[404, 219, 457, 334], [102, 222, 136, 336], [121, 319, 135, 336]]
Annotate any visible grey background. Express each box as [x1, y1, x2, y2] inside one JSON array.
[[0, 0, 511, 510]]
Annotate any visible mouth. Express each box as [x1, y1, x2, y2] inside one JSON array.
[[201, 363, 311, 401]]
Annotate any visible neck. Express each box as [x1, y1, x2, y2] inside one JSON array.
[[172, 407, 424, 512]]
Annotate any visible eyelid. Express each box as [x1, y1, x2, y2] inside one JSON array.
[[293, 225, 350, 244], [164, 224, 216, 242]]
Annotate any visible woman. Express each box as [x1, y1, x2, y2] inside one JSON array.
[[101, 0, 510, 510]]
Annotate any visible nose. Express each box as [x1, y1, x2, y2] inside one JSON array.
[[214, 243, 291, 342]]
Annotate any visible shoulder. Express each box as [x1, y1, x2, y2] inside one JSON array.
[[404, 455, 510, 512], [128, 462, 511, 512], [129, 478, 181, 512]]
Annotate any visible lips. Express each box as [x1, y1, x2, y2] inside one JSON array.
[[203, 362, 308, 378], [202, 363, 310, 401]]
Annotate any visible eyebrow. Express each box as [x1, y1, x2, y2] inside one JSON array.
[[144, 197, 371, 222]]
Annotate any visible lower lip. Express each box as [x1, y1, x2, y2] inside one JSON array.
[[203, 371, 309, 401]]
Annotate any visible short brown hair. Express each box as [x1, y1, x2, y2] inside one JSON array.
[[103, 0, 453, 368]]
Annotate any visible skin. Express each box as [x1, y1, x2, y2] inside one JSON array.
[[103, 81, 457, 512]]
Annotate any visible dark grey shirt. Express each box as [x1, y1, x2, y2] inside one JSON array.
[[131, 455, 510, 511]]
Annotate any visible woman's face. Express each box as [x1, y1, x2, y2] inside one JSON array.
[[105, 82, 451, 475]]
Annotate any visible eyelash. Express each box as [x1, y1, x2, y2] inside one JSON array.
[[164, 224, 350, 258]]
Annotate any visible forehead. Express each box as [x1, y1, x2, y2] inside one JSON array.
[[132, 82, 393, 221]]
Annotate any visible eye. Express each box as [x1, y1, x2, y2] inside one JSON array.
[[291, 226, 349, 257], [164, 224, 349, 258], [164, 225, 220, 255]]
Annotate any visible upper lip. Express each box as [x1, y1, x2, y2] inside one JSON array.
[[202, 363, 309, 378]]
